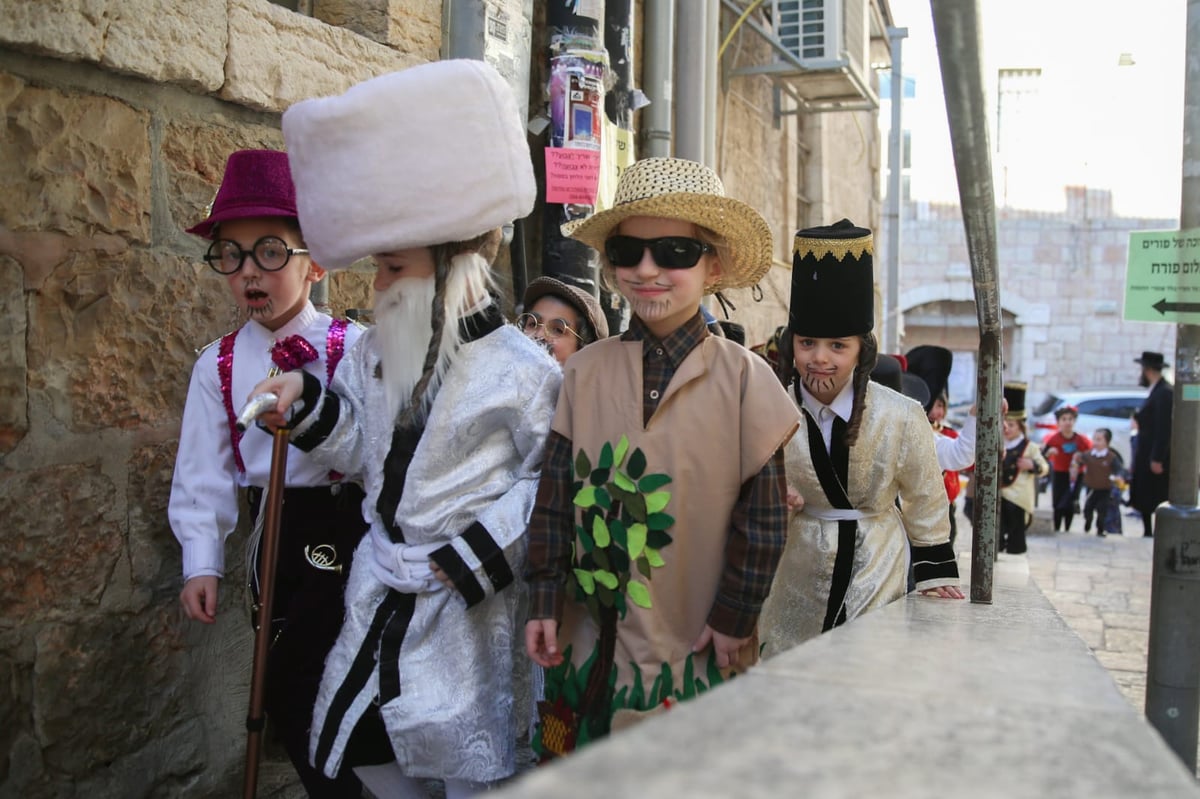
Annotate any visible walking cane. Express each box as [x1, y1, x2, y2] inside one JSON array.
[[235, 393, 288, 799]]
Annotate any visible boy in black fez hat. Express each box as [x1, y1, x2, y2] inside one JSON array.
[[760, 220, 962, 654], [1000, 382, 1049, 553]]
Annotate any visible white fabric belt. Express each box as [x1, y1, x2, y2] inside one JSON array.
[[801, 506, 881, 522]]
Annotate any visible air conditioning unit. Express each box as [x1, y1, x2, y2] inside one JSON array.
[[770, 0, 873, 106]]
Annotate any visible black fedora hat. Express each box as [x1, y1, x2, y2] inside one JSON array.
[[1134, 351, 1168, 370]]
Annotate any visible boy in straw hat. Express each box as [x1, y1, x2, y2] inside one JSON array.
[[999, 382, 1049, 554], [248, 60, 560, 798], [169, 148, 369, 797], [757, 219, 963, 657], [524, 157, 800, 756]]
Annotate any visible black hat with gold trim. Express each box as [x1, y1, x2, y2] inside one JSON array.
[[1004, 381, 1028, 421], [788, 218, 874, 338]]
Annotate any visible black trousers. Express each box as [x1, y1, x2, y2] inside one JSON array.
[[1000, 498, 1030, 554], [1083, 487, 1111, 533], [248, 483, 370, 798], [1051, 471, 1083, 531]]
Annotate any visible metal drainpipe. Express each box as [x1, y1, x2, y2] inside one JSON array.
[[642, 0, 674, 158], [675, 0, 706, 163], [704, 0, 719, 169], [883, 26, 907, 355]]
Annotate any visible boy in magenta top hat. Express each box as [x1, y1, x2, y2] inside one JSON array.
[[169, 149, 369, 797]]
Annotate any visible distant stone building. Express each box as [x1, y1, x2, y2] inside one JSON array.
[[882, 189, 1177, 406], [0, 1, 891, 796]]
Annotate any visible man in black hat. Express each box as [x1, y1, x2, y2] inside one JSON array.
[[1131, 351, 1173, 536]]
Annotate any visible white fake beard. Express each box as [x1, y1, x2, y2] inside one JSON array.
[[372, 251, 496, 425], [374, 276, 436, 426]]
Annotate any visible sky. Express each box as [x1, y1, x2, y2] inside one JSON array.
[[884, 0, 1187, 219]]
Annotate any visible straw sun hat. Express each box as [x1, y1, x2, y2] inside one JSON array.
[[561, 157, 773, 293]]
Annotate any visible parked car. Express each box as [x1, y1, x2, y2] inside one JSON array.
[[1028, 388, 1147, 467]]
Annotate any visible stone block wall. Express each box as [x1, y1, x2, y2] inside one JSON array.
[[0, 1, 428, 795]]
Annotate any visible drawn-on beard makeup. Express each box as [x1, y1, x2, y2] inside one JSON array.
[[242, 283, 274, 318], [802, 372, 839, 396]]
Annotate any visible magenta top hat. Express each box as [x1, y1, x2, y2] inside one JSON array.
[[186, 149, 298, 240]]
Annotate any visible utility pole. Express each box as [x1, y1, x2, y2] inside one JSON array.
[[1145, 0, 1200, 769], [929, 0, 1001, 603]]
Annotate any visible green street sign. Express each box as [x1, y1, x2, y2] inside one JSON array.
[[1125, 228, 1200, 323]]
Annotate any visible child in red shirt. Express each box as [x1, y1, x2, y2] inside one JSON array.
[[1042, 406, 1092, 532]]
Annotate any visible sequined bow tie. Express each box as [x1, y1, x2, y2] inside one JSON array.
[[271, 335, 320, 372]]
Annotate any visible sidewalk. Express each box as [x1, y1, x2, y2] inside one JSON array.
[[1021, 507, 1154, 712]]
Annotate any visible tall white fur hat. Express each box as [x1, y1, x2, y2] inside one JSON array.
[[282, 59, 536, 270]]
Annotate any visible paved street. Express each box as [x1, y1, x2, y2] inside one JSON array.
[[1018, 507, 1155, 711]]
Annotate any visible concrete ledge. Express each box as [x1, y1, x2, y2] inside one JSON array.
[[498, 560, 1199, 798]]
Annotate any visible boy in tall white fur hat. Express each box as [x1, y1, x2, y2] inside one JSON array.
[[250, 60, 561, 798]]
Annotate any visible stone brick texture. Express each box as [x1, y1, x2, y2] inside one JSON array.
[[0, 1, 881, 796]]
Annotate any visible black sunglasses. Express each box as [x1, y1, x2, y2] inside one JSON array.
[[604, 235, 714, 269]]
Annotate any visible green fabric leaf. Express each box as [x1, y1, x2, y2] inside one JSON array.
[[681, 654, 696, 700], [627, 522, 648, 560], [574, 449, 592, 481], [695, 679, 707, 695], [573, 568, 596, 595], [591, 547, 611, 571], [614, 589, 628, 619], [629, 662, 646, 710], [627, 448, 647, 478], [597, 584, 614, 607], [594, 569, 619, 590], [627, 580, 652, 608], [574, 485, 597, 508], [637, 473, 672, 492], [656, 663, 674, 705], [636, 555, 653, 579], [614, 435, 630, 467], [646, 528, 672, 548], [613, 471, 636, 493], [594, 487, 612, 511], [599, 441, 614, 470], [609, 518, 628, 549], [592, 515, 611, 547], [646, 512, 675, 531], [644, 490, 671, 514], [645, 547, 665, 568], [590, 467, 611, 486], [577, 523, 595, 553], [623, 491, 647, 521]]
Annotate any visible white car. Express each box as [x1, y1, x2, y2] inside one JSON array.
[[1027, 388, 1147, 466]]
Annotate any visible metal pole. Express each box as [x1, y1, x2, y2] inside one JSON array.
[[642, 0, 674, 158], [929, 0, 1001, 603], [1145, 0, 1200, 769], [884, 26, 907, 355], [703, 0, 719, 169]]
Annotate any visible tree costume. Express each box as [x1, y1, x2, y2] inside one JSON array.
[[525, 157, 799, 756]]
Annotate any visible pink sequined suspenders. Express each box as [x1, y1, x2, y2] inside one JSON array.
[[221, 320, 350, 474]]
